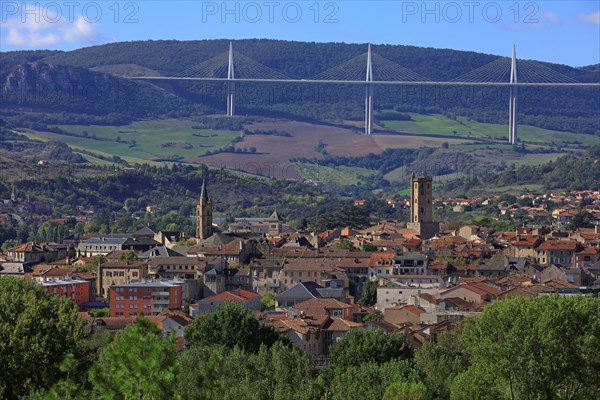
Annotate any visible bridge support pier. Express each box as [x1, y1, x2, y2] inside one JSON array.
[[365, 44, 373, 135], [227, 42, 235, 117], [227, 82, 235, 117], [508, 45, 518, 145], [365, 85, 373, 135]]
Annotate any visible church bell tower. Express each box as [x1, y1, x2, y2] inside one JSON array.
[[407, 173, 439, 239], [196, 179, 213, 240]]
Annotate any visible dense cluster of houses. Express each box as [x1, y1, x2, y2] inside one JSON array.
[[2, 182, 600, 356], [1, 216, 599, 356]]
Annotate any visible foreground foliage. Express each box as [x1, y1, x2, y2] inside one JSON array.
[[7, 277, 598, 400], [0, 278, 87, 399]]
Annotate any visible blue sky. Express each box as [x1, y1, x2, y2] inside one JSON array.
[[1, 1, 599, 66]]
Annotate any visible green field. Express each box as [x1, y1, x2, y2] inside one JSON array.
[[381, 113, 599, 147], [21, 119, 240, 163]]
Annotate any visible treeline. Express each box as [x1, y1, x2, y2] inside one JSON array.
[[0, 163, 354, 234], [191, 116, 252, 131], [3, 280, 599, 400], [242, 129, 292, 137], [46, 141, 86, 163], [444, 145, 600, 194], [293, 147, 436, 174]]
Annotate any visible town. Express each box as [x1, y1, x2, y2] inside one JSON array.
[[1, 6, 599, 397], [2, 174, 599, 347]]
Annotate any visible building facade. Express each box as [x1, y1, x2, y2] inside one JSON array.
[[98, 261, 148, 299], [109, 281, 183, 317], [41, 278, 91, 306]]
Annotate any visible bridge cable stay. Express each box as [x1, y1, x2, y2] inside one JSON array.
[[309, 47, 432, 134], [309, 52, 431, 82], [449, 57, 512, 83], [449, 57, 581, 84], [171, 51, 291, 80], [516, 60, 580, 84]]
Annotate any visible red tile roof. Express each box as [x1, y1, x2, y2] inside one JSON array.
[[202, 289, 260, 302], [576, 247, 598, 255], [292, 298, 352, 317], [32, 265, 73, 277], [536, 240, 578, 251], [398, 305, 423, 316]]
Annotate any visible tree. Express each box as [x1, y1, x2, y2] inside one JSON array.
[[414, 327, 468, 400], [382, 381, 428, 400], [328, 329, 413, 369], [0, 277, 87, 399], [260, 292, 276, 311], [455, 295, 600, 400], [118, 250, 137, 262], [336, 238, 355, 250], [89, 316, 179, 399], [31, 354, 86, 400], [185, 300, 286, 353], [323, 360, 416, 400], [360, 242, 378, 252], [363, 311, 384, 322], [178, 342, 320, 400], [1, 238, 18, 250], [358, 280, 377, 306], [567, 211, 594, 230]]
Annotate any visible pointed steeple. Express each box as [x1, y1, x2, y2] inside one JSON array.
[[200, 178, 208, 201], [268, 210, 283, 236], [269, 210, 282, 221], [196, 177, 213, 240]]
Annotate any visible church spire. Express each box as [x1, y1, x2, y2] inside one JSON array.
[[196, 177, 213, 240], [200, 178, 208, 201]]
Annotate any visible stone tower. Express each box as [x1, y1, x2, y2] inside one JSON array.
[[268, 210, 283, 236], [196, 179, 213, 240], [407, 173, 439, 239], [410, 173, 433, 224]]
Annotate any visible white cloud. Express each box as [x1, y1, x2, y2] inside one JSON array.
[[579, 10, 600, 25], [1, 4, 112, 48], [539, 11, 560, 24]]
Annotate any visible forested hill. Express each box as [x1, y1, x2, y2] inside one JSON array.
[[1, 39, 599, 133]]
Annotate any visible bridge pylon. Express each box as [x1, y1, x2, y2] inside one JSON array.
[[508, 45, 518, 145], [227, 42, 235, 117], [365, 44, 374, 135]]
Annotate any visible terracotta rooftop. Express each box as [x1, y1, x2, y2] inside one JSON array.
[[321, 317, 362, 331], [536, 240, 578, 251], [292, 298, 352, 317], [201, 289, 261, 302]]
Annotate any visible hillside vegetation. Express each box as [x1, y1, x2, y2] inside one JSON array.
[[2, 39, 598, 134]]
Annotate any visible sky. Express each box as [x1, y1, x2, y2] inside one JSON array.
[[1, 1, 599, 67]]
